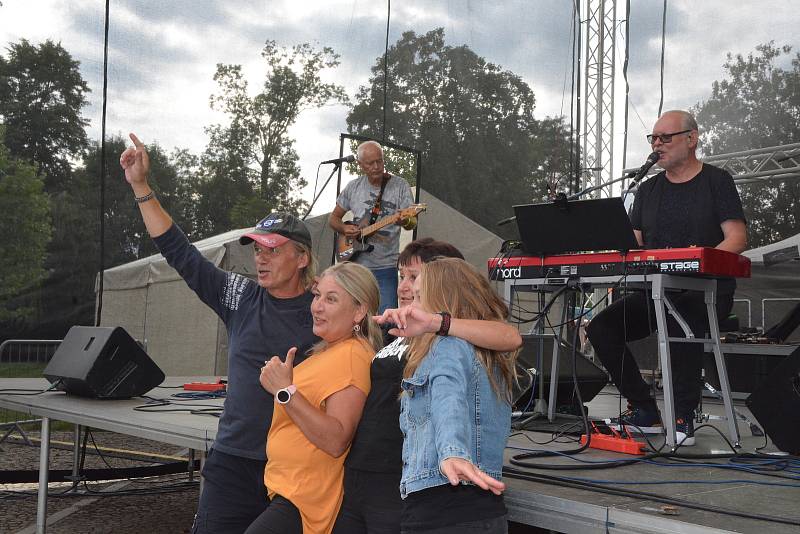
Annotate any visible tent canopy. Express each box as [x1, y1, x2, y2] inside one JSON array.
[[99, 188, 504, 374]]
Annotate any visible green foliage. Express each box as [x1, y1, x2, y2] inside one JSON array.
[[0, 39, 90, 190], [202, 40, 349, 228], [693, 42, 800, 247], [0, 141, 51, 322], [347, 29, 574, 237]]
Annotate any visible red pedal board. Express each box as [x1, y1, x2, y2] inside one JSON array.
[[183, 380, 226, 392]]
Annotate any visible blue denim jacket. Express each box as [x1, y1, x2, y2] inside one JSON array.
[[399, 336, 511, 498]]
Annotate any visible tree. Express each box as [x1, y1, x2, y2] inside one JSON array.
[[204, 41, 349, 224], [693, 42, 800, 247], [347, 29, 575, 237], [26, 136, 196, 339], [0, 39, 90, 191], [0, 137, 51, 323]]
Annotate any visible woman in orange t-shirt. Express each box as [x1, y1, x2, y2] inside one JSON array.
[[245, 262, 382, 534]]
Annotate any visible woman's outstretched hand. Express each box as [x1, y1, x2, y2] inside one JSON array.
[[440, 457, 506, 495]]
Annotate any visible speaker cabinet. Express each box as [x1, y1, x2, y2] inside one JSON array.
[[746, 346, 800, 454], [513, 335, 608, 410], [43, 326, 165, 399]]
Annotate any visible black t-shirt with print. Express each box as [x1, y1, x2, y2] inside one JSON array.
[[345, 328, 408, 474]]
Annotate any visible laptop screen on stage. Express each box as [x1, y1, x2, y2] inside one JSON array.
[[513, 197, 639, 255]]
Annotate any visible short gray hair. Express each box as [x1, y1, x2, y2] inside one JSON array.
[[357, 140, 383, 161], [662, 109, 698, 131]]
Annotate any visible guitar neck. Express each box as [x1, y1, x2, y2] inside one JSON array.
[[361, 213, 403, 238]]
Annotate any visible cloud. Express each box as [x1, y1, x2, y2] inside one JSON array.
[[1, 0, 798, 209]]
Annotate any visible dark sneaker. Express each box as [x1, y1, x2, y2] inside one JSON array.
[[605, 403, 663, 435], [675, 415, 696, 447]]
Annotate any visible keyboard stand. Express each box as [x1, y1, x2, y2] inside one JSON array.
[[505, 274, 741, 450]]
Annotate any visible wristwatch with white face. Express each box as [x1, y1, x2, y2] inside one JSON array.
[[276, 384, 297, 405]]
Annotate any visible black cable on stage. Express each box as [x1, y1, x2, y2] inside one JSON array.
[[0, 381, 62, 395], [503, 467, 800, 527]]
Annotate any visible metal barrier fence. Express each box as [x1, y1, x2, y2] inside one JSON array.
[[0, 339, 62, 364], [0, 339, 62, 431]]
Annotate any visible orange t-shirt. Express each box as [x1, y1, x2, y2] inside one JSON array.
[[265, 337, 373, 534]]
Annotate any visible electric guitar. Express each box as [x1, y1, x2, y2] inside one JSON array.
[[336, 204, 427, 262]]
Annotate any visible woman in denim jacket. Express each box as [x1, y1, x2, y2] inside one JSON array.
[[399, 258, 519, 533]]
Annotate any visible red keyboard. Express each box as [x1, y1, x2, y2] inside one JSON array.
[[488, 247, 751, 281]]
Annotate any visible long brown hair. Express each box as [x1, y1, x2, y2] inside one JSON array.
[[404, 258, 518, 400]]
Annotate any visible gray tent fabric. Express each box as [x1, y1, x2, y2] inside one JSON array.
[[98, 189, 504, 375]]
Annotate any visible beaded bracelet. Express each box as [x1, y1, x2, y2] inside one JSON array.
[[134, 191, 155, 204]]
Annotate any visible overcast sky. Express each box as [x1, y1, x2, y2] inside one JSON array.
[[1, 0, 798, 215]]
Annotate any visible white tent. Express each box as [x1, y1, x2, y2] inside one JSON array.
[[735, 232, 800, 335], [98, 188, 504, 375]]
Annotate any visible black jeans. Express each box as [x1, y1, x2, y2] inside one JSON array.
[[190, 448, 268, 534], [243, 494, 302, 534], [333, 467, 402, 534], [586, 288, 733, 417]]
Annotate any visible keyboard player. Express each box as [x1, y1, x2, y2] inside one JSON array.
[[585, 110, 747, 446]]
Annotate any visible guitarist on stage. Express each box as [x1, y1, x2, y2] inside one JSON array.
[[329, 140, 416, 313]]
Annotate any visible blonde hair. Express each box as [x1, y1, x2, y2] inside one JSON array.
[[291, 241, 317, 289], [310, 262, 383, 354], [404, 258, 518, 401]]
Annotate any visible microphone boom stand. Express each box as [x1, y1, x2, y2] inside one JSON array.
[[302, 162, 344, 221]]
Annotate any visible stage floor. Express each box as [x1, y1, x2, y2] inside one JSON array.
[[502, 386, 800, 533]]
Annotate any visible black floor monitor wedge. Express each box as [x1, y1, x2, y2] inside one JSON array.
[[513, 335, 608, 411], [514, 197, 639, 255], [43, 326, 165, 399], [746, 345, 800, 454]]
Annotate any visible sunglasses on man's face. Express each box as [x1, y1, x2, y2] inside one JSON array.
[[646, 129, 692, 144]]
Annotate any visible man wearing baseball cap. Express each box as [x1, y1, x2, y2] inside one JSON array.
[[121, 133, 318, 534]]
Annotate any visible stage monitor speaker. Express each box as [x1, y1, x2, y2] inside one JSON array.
[[745, 345, 800, 454], [703, 348, 786, 395], [513, 335, 608, 411], [43, 326, 165, 399]]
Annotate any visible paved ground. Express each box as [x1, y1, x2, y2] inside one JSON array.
[[1, 430, 543, 534], [0, 429, 199, 533]]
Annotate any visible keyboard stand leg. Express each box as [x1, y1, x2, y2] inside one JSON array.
[[652, 276, 678, 450]]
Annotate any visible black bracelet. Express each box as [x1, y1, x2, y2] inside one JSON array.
[[134, 191, 155, 204], [436, 311, 451, 336]]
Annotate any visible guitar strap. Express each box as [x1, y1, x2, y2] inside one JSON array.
[[368, 173, 390, 225]]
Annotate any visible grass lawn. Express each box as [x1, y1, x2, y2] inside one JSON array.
[[1, 362, 47, 378]]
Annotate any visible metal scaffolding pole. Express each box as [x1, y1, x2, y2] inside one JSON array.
[[621, 142, 800, 185], [582, 0, 618, 198]]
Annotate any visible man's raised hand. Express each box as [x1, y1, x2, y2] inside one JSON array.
[[119, 133, 150, 186]]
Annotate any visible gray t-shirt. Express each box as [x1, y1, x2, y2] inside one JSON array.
[[336, 174, 414, 269]]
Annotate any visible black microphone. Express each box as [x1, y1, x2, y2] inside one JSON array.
[[629, 152, 660, 185], [321, 155, 355, 165]]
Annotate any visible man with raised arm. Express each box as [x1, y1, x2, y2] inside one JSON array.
[[120, 133, 318, 533]]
